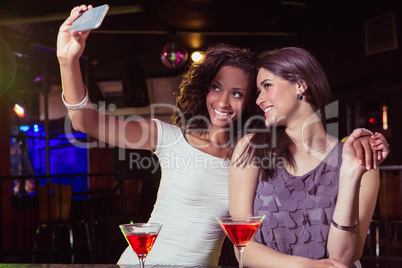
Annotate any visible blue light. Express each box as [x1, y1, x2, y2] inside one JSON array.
[[19, 125, 30, 132], [33, 124, 39, 132]]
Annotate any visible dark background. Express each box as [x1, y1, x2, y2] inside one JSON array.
[[1, 0, 401, 265], [1, 0, 401, 145]]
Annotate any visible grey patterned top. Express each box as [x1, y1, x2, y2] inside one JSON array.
[[254, 142, 343, 259]]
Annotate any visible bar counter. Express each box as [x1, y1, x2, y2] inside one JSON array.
[[0, 265, 234, 268], [3, 259, 402, 268]]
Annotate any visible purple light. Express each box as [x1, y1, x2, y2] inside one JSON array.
[[33, 75, 44, 82]]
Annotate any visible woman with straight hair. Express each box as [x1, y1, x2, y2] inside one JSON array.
[[228, 47, 389, 268]]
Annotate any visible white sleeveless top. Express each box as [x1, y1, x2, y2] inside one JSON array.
[[118, 119, 230, 265]]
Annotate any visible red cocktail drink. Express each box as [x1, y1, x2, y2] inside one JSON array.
[[126, 232, 159, 256], [120, 223, 162, 268], [217, 215, 265, 268], [222, 221, 262, 246]]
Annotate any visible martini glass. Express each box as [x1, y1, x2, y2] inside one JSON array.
[[217, 215, 265, 268], [119, 223, 162, 268]]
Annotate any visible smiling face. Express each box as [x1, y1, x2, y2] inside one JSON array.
[[206, 66, 251, 129], [256, 68, 305, 127]]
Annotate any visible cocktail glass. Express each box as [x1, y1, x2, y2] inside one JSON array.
[[119, 223, 162, 268], [217, 215, 265, 268]]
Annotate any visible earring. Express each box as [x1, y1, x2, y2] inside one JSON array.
[[298, 90, 303, 100]]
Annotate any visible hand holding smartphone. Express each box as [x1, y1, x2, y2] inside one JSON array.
[[69, 4, 109, 33]]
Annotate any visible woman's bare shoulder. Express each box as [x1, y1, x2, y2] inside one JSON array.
[[235, 133, 256, 150]]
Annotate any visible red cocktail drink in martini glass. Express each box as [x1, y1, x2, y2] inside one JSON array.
[[120, 223, 162, 268], [217, 215, 265, 268]]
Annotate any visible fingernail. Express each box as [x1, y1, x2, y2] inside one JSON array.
[[361, 128, 374, 135]]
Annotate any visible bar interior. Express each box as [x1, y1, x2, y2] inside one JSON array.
[[0, 0, 401, 267]]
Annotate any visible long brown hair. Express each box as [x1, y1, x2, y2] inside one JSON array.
[[239, 47, 335, 179]]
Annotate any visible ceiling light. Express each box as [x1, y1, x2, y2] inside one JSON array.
[[191, 51, 204, 62]]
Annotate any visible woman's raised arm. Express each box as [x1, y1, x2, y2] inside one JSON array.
[[327, 128, 389, 266], [57, 5, 157, 151]]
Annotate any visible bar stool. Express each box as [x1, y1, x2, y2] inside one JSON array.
[[365, 209, 381, 257], [32, 184, 91, 263], [122, 179, 143, 222], [112, 179, 143, 222], [378, 170, 402, 256]]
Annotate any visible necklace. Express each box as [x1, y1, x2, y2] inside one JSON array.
[[295, 137, 335, 154]]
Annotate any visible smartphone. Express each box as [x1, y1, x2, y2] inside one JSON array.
[[69, 4, 109, 33]]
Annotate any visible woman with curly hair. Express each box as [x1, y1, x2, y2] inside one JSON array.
[[57, 5, 259, 266]]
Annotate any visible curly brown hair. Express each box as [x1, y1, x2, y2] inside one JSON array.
[[172, 43, 261, 144]]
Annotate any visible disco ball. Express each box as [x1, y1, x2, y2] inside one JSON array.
[[160, 42, 188, 68]]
